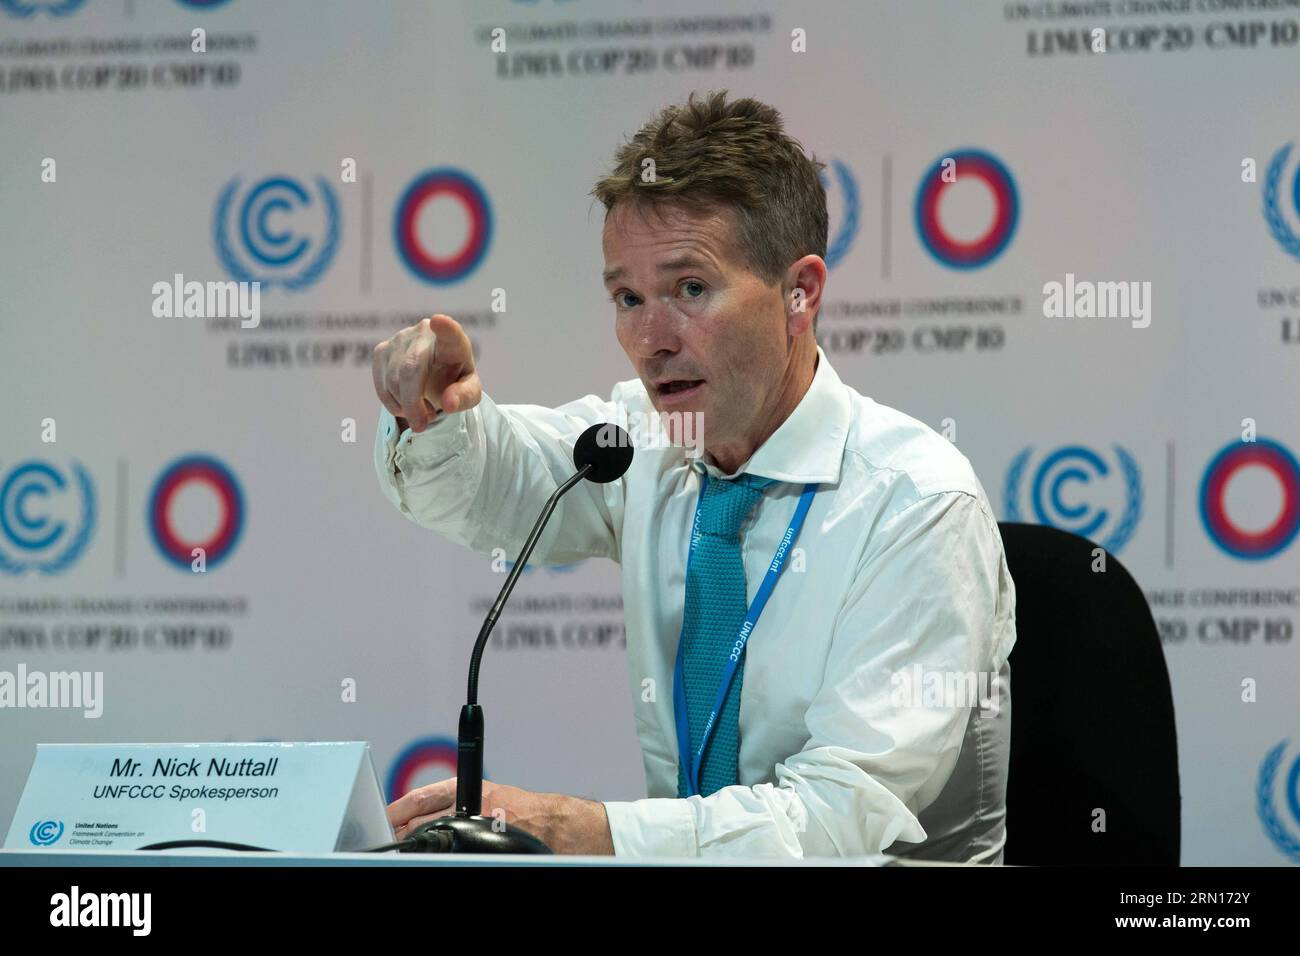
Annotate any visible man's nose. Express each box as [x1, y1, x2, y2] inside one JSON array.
[[627, 300, 681, 359]]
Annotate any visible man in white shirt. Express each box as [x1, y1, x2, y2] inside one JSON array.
[[374, 90, 1016, 860]]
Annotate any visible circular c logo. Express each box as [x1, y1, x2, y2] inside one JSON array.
[[394, 168, 493, 284], [1257, 740, 1300, 862], [214, 174, 340, 290], [1003, 444, 1142, 554], [240, 177, 313, 267], [2, 462, 70, 552], [0, 460, 95, 575], [818, 158, 860, 270], [29, 820, 64, 846]]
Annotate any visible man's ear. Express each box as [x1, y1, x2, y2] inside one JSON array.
[[784, 255, 827, 336]]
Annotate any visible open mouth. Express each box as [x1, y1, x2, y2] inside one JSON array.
[[656, 379, 704, 399]]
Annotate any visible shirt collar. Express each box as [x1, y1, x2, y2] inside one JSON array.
[[691, 345, 851, 485]]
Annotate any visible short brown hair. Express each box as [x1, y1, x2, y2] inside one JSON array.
[[591, 90, 827, 317]]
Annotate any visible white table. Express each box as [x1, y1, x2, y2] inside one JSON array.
[[1, 848, 903, 866]]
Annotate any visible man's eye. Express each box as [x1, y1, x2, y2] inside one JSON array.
[[611, 291, 641, 308], [681, 280, 705, 298]]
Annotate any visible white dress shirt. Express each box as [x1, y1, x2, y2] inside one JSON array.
[[374, 346, 1017, 861]]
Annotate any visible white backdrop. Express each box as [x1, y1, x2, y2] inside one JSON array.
[[2, 0, 1299, 864]]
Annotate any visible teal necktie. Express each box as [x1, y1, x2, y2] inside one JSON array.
[[677, 472, 778, 797]]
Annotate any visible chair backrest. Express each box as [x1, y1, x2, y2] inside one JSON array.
[[998, 522, 1180, 865]]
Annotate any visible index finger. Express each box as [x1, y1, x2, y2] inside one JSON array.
[[386, 776, 457, 828]]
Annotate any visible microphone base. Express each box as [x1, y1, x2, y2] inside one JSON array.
[[400, 814, 553, 854]]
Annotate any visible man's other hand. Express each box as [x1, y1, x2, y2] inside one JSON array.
[[386, 777, 615, 855]]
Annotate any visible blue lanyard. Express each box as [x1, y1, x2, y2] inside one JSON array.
[[672, 473, 818, 797]]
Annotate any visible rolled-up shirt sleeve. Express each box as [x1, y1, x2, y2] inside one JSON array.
[[373, 387, 631, 565], [603, 489, 1014, 858]]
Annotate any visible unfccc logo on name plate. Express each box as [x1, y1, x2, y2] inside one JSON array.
[[915, 148, 1019, 270], [393, 167, 493, 285], [28, 820, 64, 847], [147, 455, 245, 572], [214, 174, 341, 290]]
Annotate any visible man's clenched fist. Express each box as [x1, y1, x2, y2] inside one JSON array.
[[372, 314, 482, 433]]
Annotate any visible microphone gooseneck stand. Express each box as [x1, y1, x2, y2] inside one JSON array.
[[400, 422, 633, 854]]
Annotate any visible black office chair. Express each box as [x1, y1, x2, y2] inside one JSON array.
[[998, 522, 1181, 865]]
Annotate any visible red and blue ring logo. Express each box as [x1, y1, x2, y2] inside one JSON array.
[[148, 455, 245, 571], [386, 736, 463, 802], [1199, 438, 1300, 560], [394, 168, 492, 285], [915, 148, 1018, 270]]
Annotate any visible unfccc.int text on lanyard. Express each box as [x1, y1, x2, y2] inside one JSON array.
[[673, 473, 818, 797]]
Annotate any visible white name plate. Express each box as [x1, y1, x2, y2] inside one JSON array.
[[4, 742, 393, 853]]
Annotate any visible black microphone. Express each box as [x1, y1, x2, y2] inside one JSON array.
[[401, 422, 633, 854]]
